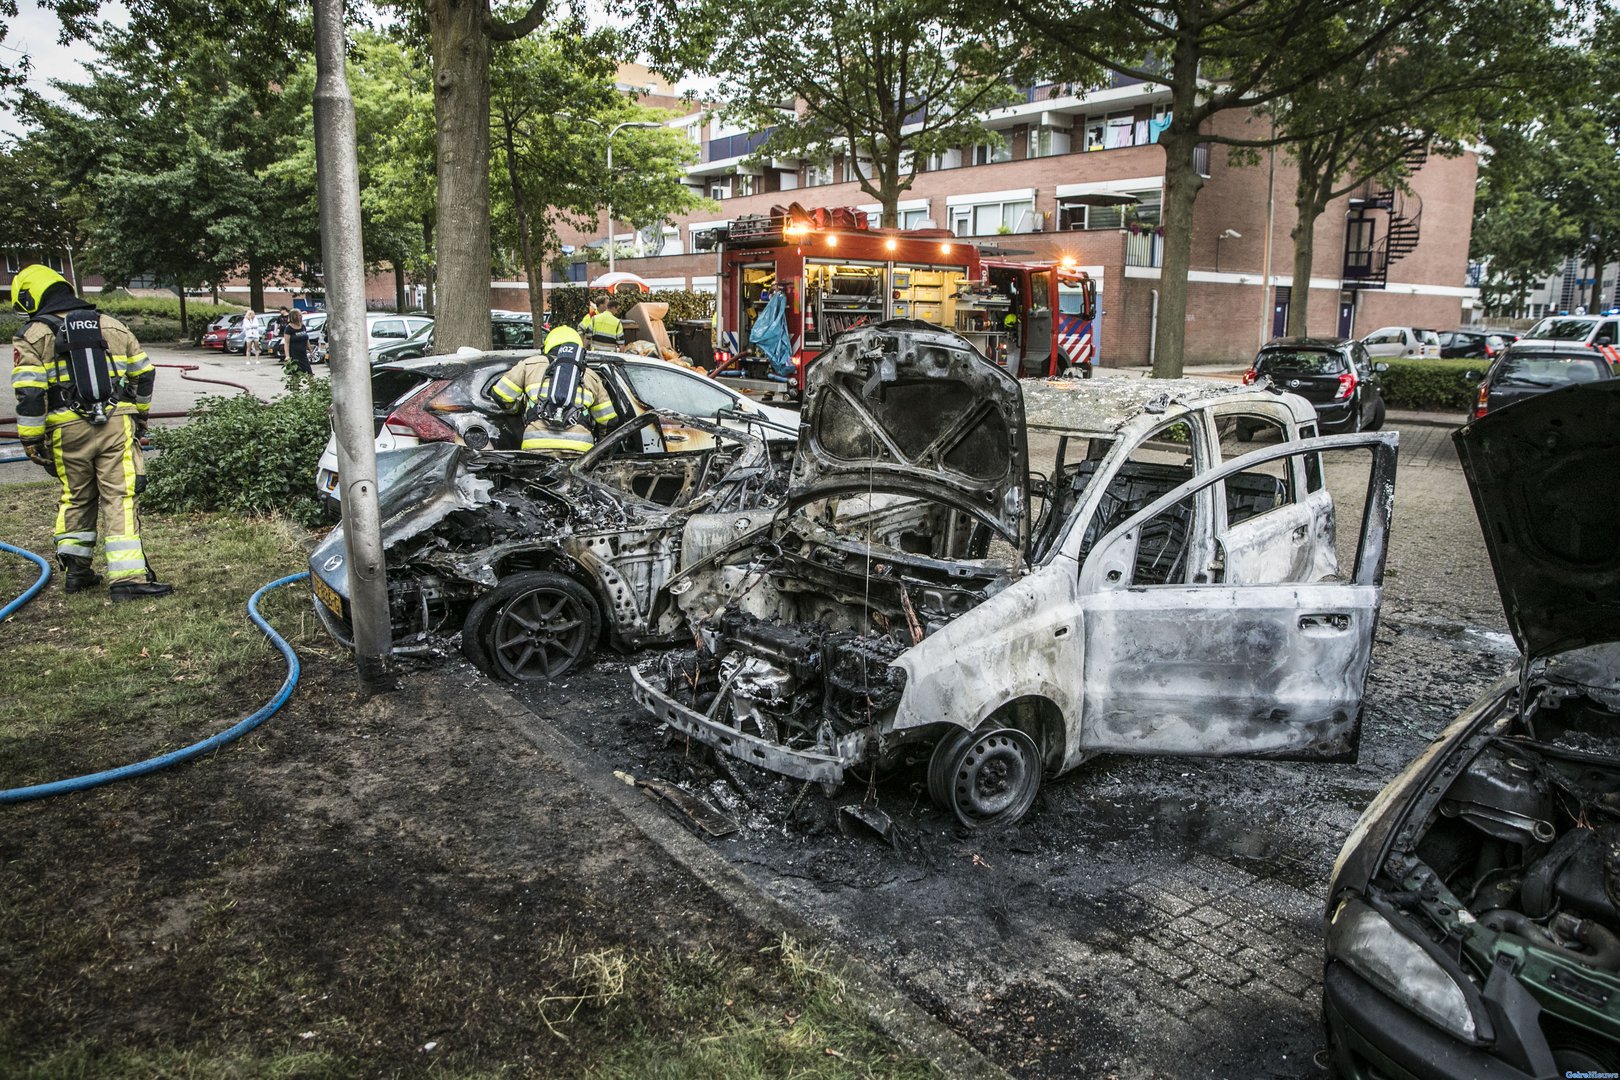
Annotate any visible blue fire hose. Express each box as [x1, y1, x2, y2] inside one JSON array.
[[0, 543, 307, 803]]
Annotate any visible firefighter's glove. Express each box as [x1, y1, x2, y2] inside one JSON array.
[[21, 439, 55, 474], [135, 475, 148, 495], [134, 417, 149, 439]]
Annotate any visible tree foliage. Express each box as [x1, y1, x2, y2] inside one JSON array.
[[649, 0, 1032, 227]]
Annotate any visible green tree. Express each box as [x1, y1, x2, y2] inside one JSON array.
[[1269, 3, 1570, 336], [490, 28, 706, 328], [999, 0, 1460, 376], [0, 135, 92, 272], [651, 0, 1031, 228]]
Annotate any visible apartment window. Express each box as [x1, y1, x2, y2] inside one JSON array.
[[1085, 111, 1135, 151], [899, 208, 929, 229], [927, 148, 963, 171], [972, 141, 1012, 166], [805, 161, 834, 187], [708, 179, 731, 200], [1030, 125, 1071, 158], [44, 254, 66, 273], [735, 174, 755, 197], [3, 252, 19, 273], [1087, 188, 1162, 230], [1057, 201, 1089, 231], [952, 199, 1036, 236]]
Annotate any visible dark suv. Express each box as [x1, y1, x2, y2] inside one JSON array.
[[1243, 336, 1387, 434]]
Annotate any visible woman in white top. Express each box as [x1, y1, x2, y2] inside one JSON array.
[[243, 309, 262, 360]]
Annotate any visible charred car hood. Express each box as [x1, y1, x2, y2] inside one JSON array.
[[1454, 379, 1620, 665], [792, 320, 1027, 544]]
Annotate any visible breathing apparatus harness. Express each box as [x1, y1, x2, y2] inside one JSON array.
[[29, 306, 122, 426], [530, 341, 589, 428]]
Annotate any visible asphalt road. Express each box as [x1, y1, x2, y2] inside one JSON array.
[[521, 413, 1510, 1080]]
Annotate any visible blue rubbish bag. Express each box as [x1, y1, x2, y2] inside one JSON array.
[[751, 291, 795, 380]]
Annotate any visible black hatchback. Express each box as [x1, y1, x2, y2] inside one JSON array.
[[1243, 336, 1387, 434], [1469, 343, 1614, 419]]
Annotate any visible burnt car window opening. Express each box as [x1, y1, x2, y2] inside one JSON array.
[[1496, 355, 1608, 386], [1077, 418, 1199, 564], [1258, 349, 1348, 376], [622, 363, 736, 419]]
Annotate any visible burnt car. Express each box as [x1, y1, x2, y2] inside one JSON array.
[[1323, 379, 1620, 1079], [308, 408, 796, 680], [634, 320, 1399, 828], [1244, 336, 1388, 434], [1469, 344, 1613, 420]]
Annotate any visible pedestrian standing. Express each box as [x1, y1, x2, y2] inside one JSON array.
[[282, 310, 312, 375], [243, 308, 262, 361], [9, 264, 173, 600]]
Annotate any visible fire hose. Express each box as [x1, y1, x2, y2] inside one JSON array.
[[0, 361, 265, 462], [0, 543, 307, 804]]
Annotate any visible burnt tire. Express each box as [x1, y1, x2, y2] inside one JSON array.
[[462, 571, 601, 683], [929, 726, 1042, 829]]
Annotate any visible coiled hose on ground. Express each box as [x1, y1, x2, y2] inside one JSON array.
[[0, 540, 307, 803]]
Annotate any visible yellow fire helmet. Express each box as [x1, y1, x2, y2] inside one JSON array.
[[543, 324, 585, 354], [11, 263, 70, 314]]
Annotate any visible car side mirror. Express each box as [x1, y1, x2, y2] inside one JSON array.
[[1373, 362, 1389, 373], [1598, 336, 1613, 347]]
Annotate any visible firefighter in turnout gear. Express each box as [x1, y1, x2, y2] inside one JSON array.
[[491, 325, 619, 456], [10, 264, 173, 601]]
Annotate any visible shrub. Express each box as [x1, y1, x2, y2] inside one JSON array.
[[144, 375, 333, 526], [1375, 358, 1486, 411]]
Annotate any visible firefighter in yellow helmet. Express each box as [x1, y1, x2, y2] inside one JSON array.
[[490, 325, 619, 456], [10, 265, 172, 600]]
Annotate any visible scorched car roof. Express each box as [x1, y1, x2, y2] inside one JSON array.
[[1022, 375, 1261, 435]]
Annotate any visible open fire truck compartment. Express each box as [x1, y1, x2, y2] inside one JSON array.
[[707, 203, 1098, 390]]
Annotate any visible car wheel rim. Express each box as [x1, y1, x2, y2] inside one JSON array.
[[489, 588, 589, 679], [948, 728, 1040, 828]]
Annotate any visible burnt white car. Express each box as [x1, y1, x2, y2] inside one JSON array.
[[1323, 379, 1620, 1079], [634, 320, 1399, 828]]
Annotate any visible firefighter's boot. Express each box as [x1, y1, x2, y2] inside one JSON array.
[[110, 570, 173, 603], [60, 554, 101, 594]]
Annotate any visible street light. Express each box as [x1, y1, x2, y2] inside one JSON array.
[[1215, 228, 1241, 272], [562, 115, 663, 274]]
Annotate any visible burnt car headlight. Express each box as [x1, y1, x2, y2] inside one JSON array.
[[1327, 898, 1480, 1042]]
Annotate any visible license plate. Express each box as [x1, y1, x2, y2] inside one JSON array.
[[311, 575, 345, 617]]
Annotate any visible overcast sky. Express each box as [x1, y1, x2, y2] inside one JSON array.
[[1, 0, 124, 135]]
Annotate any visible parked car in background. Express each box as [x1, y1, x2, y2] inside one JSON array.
[[636, 321, 1400, 829], [1361, 326, 1442, 359], [1244, 337, 1387, 434], [364, 313, 434, 351], [201, 314, 242, 350], [1323, 379, 1620, 1080], [1469, 343, 1613, 419], [1436, 329, 1513, 360], [314, 349, 800, 513], [369, 313, 533, 365], [1517, 313, 1620, 357]]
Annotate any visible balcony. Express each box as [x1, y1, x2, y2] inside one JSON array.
[[1125, 231, 1164, 268], [703, 128, 775, 163]]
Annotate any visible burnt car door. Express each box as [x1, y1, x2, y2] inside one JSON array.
[[1073, 432, 1397, 760]]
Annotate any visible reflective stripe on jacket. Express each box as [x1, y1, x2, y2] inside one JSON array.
[[491, 354, 619, 455], [11, 312, 152, 439]]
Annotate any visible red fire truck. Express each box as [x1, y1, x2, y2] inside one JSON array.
[[706, 204, 1097, 391]]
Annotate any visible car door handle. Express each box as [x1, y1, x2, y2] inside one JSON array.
[[666, 433, 690, 442], [1300, 613, 1352, 632], [1292, 525, 1308, 540]]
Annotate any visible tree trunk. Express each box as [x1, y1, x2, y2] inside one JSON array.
[[177, 289, 189, 339], [1288, 177, 1328, 338], [429, 0, 494, 351], [1591, 244, 1607, 313], [1152, 125, 1205, 378], [499, 108, 547, 331], [394, 263, 408, 312], [248, 255, 265, 313], [422, 214, 436, 315]]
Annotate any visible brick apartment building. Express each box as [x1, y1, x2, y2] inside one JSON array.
[[532, 75, 1480, 367]]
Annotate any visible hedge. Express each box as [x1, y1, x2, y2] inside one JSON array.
[[1375, 358, 1487, 412], [547, 286, 715, 331], [144, 375, 333, 527]]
